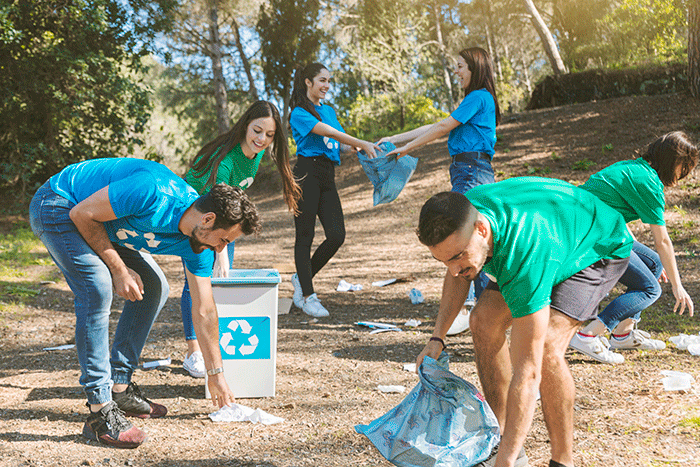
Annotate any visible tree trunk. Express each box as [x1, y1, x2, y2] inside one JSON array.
[[690, 0, 700, 98], [484, 2, 503, 81], [207, 0, 230, 134], [522, 0, 567, 75], [432, 2, 454, 110], [231, 16, 259, 101]]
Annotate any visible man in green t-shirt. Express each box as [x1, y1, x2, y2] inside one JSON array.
[[415, 177, 633, 467]]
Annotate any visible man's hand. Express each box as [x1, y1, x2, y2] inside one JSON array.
[[112, 267, 144, 301], [415, 338, 444, 373], [207, 373, 235, 408]]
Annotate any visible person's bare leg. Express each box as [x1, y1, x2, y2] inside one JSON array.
[[186, 338, 200, 357], [469, 288, 513, 430], [540, 308, 580, 466]]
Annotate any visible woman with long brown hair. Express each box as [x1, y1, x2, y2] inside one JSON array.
[[180, 100, 301, 378], [383, 46, 501, 335]]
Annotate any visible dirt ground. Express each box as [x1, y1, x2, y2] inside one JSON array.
[[1, 92, 700, 467]]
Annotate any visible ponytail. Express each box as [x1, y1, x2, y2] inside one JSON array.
[[289, 63, 327, 122]]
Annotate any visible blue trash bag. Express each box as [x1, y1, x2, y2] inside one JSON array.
[[358, 141, 418, 206], [355, 353, 500, 467]]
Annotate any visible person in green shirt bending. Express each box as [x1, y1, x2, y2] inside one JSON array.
[[570, 131, 698, 364], [180, 100, 302, 378], [415, 178, 632, 467]]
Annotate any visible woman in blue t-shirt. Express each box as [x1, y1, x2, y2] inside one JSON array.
[[383, 47, 501, 335], [289, 62, 379, 318]]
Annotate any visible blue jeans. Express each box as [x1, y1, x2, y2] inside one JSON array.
[[597, 241, 662, 331], [449, 156, 495, 301], [29, 182, 169, 405], [181, 243, 235, 341]]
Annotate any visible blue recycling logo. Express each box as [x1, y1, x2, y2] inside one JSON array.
[[218, 317, 271, 360]]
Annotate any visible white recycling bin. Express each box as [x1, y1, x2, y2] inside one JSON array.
[[205, 269, 281, 398]]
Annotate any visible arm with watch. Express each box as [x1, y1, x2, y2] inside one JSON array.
[[415, 271, 471, 370], [185, 267, 235, 407]]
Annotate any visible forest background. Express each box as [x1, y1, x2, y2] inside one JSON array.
[[1, 0, 700, 198]]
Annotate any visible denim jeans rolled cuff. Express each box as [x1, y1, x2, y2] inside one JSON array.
[[181, 243, 234, 341], [449, 157, 495, 195], [30, 182, 169, 405], [596, 241, 663, 331]]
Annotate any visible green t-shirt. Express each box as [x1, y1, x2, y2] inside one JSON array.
[[579, 158, 665, 226], [185, 143, 264, 195], [466, 177, 633, 318]]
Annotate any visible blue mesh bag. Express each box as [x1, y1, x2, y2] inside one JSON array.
[[358, 142, 418, 206], [355, 353, 500, 467]]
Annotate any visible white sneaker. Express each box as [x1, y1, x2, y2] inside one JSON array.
[[301, 293, 329, 318], [446, 308, 470, 336], [610, 329, 666, 350], [291, 273, 304, 308], [183, 350, 206, 378], [569, 333, 624, 364]]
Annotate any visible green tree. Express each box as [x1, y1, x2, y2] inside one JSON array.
[[596, 0, 687, 67], [256, 0, 324, 125], [342, 0, 431, 128], [0, 0, 175, 193]]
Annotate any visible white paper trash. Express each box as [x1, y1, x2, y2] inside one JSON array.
[[205, 269, 281, 398]]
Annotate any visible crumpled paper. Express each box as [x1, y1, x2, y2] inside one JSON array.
[[337, 279, 363, 292], [209, 403, 284, 425]]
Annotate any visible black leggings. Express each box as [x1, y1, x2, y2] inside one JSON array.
[[293, 156, 346, 296]]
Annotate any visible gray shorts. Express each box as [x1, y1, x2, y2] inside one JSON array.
[[484, 257, 630, 321]]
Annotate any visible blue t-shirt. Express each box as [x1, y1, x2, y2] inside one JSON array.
[[290, 104, 345, 164], [448, 89, 497, 157], [49, 158, 214, 277]]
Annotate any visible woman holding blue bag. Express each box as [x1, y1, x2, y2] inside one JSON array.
[[383, 47, 501, 335], [289, 62, 379, 318]]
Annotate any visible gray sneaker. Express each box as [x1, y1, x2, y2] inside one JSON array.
[[477, 445, 528, 466]]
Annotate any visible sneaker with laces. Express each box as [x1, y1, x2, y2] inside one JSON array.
[[446, 308, 471, 336], [610, 329, 666, 350], [302, 293, 329, 318], [476, 445, 529, 466], [82, 401, 147, 448], [183, 350, 206, 378], [112, 382, 167, 419], [569, 333, 624, 364], [291, 273, 304, 308]]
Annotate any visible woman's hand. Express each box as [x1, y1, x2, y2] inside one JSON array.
[[378, 135, 393, 145], [359, 141, 381, 159], [671, 284, 694, 317], [386, 145, 409, 159]]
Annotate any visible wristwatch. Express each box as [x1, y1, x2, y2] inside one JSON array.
[[207, 367, 224, 376]]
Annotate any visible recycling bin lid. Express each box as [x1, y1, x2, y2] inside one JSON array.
[[211, 268, 281, 285]]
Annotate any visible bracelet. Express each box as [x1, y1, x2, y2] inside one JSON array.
[[429, 336, 446, 350], [206, 367, 224, 376]]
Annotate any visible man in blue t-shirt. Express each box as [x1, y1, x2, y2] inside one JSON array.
[[29, 158, 261, 449]]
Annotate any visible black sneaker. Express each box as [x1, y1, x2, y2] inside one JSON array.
[[82, 401, 147, 449], [112, 382, 167, 419]]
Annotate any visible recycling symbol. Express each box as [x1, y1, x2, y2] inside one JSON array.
[[115, 229, 161, 253], [323, 136, 339, 150], [220, 319, 259, 356]]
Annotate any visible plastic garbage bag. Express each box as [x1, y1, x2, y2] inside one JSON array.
[[358, 141, 418, 206], [355, 353, 500, 467]]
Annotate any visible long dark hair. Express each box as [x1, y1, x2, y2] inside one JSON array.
[[289, 62, 328, 122], [188, 100, 302, 214], [458, 47, 501, 126], [641, 131, 699, 187]]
